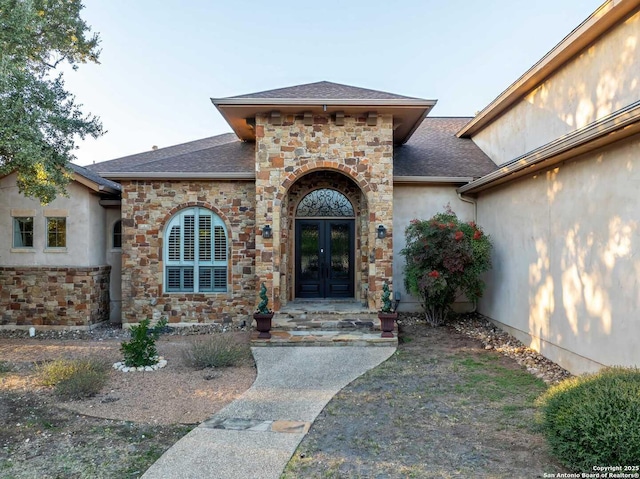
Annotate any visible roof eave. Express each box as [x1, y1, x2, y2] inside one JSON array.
[[97, 172, 256, 181], [458, 100, 640, 194], [73, 174, 121, 194], [457, 0, 638, 138], [211, 98, 437, 107], [211, 97, 437, 144], [393, 176, 476, 184]]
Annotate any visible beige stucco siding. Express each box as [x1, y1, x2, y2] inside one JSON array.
[[393, 185, 475, 312], [0, 173, 106, 266], [106, 208, 122, 322], [473, 11, 640, 165], [476, 136, 640, 374]]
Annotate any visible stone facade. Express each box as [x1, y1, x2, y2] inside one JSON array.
[[120, 180, 255, 325], [0, 265, 110, 328], [254, 113, 395, 310]]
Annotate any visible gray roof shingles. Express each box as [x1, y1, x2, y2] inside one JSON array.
[[226, 81, 422, 101], [86, 133, 252, 174], [88, 117, 496, 180], [394, 117, 497, 178], [69, 163, 122, 191]]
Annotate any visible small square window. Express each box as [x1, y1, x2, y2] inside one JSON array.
[[46, 217, 66, 248], [13, 217, 34, 248]]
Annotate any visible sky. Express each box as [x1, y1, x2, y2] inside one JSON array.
[[67, 0, 605, 166]]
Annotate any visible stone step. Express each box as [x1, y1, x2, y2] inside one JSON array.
[[250, 329, 397, 347], [273, 303, 380, 331]]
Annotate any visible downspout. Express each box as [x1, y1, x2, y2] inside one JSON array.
[[457, 191, 477, 223], [457, 191, 478, 313]]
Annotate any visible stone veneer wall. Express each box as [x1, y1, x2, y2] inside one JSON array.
[[0, 265, 111, 328], [120, 180, 255, 325], [255, 113, 394, 310]]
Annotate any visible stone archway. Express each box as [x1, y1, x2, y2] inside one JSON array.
[[280, 170, 369, 306]]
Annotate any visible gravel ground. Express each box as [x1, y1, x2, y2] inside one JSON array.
[[0, 329, 256, 478], [430, 312, 572, 385]]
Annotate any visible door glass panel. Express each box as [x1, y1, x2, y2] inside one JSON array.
[[300, 224, 320, 281], [330, 223, 350, 280]]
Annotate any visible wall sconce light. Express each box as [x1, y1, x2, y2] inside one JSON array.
[[262, 225, 272, 239], [377, 224, 387, 239]]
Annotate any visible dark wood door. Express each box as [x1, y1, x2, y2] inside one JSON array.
[[295, 219, 354, 298]]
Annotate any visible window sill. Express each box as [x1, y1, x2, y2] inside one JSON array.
[[163, 291, 228, 295], [44, 248, 68, 253], [10, 248, 35, 253]]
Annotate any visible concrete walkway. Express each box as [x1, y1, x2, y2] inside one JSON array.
[[142, 346, 396, 479]]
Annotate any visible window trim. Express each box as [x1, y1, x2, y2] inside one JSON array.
[[163, 207, 228, 293], [13, 216, 34, 248], [45, 216, 67, 249]]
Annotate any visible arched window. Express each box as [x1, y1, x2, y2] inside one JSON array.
[[296, 189, 354, 217], [112, 220, 122, 249], [164, 208, 227, 293]]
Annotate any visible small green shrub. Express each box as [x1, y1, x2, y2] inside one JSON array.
[[536, 367, 640, 471], [120, 317, 168, 367], [182, 335, 251, 369], [37, 358, 109, 399]]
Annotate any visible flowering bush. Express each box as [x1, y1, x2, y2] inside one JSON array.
[[401, 209, 492, 326]]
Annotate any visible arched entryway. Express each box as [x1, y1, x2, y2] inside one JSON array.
[[295, 189, 355, 298], [281, 170, 369, 304]]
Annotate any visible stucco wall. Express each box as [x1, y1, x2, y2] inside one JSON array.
[[393, 185, 475, 312], [120, 180, 255, 325], [473, 11, 640, 165], [106, 208, 122, 322], [476, 136, 640, 374], [0, 173, 106, 266]]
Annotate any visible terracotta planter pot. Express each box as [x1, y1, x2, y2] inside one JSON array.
[[378, 312, 398, 338], [253, 312, 274, 339]]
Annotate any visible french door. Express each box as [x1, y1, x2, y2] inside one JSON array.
[[295, 219, 354, 298]]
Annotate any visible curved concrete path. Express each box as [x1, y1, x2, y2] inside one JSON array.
[[142, 346, 396, 479]]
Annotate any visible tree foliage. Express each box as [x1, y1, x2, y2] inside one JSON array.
[[0, 0, 103, 203], [401, 208, 492, 326]]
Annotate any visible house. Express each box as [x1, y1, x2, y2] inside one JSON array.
[[1, 0, 638, 375]]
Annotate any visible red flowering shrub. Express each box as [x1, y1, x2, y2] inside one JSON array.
[[401, 209, 492, 326]]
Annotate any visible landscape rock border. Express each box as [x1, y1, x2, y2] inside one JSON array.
[[113, 357, 167, 372], [398, 312, 573, 385]]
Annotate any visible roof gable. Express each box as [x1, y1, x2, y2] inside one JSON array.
[[212, 81, 436, 144]]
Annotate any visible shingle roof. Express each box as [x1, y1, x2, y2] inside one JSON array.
[[89, 118, 496, 179], [227, 81, 422, 101], [87, 133, 253, 174], [69, 163, 122, 191], [394, 118, 498, 178]]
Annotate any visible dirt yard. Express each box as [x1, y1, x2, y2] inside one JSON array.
[[282, 317, 570, 478], [0, 330, 255, 478], [1, 317, 571, 478]]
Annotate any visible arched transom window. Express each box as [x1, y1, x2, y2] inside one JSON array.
[[164, 208, 227, 292], [296, 189, 354, 217]]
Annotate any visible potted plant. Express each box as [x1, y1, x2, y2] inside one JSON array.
[[253, 282, 274, 338], [378, 281, 398, 338]]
